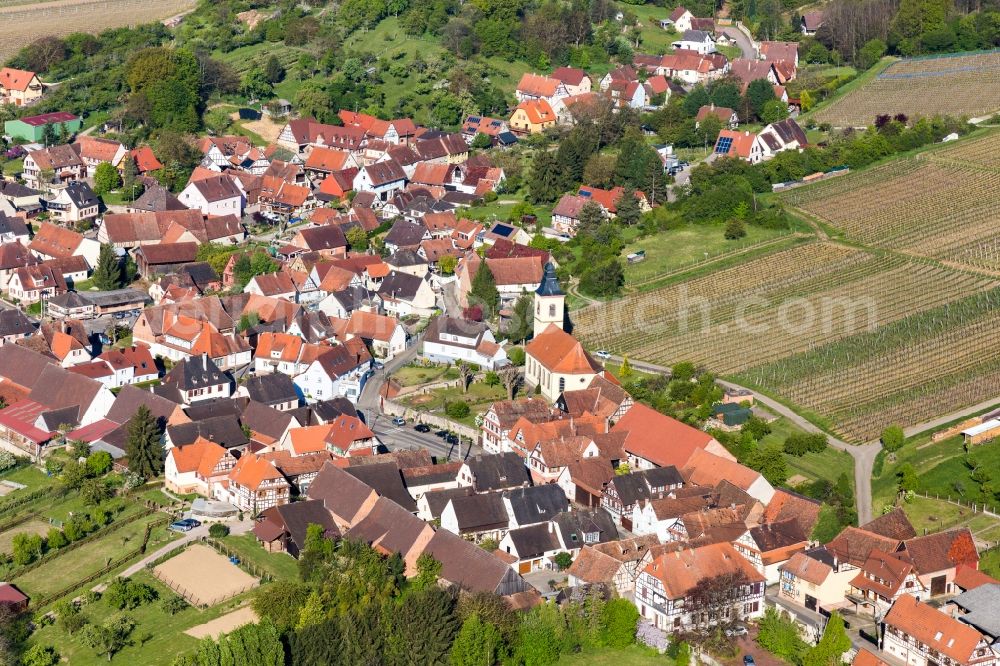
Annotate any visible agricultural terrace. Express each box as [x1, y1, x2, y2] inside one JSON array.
[[784, 131, 1000, 273], [573, 240, 997, 376], [811, 50, 1000, 127], [0, 0, 196, 62]]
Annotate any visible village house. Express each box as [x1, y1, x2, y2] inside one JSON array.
[[292, 339, 373, 404], [696, 104, 739, 129], [0, 67, 43, 106], [353, 161, 407, 202], [164, 436, 236, 496], [163, 354, 233, 404], [801, 11, 824, 35], [178, 174, 245, 217], [22, 144, 86, 190], [420, 315, 508, 369], [672, 30, 716, 55], [73, 136, 128, 177], [480, 398, 554, 455], [551, 67, 592, 96], [882, 595, 999, 666], [510, 100, 558, 134], [667, 6, 695, 32], [515, 73, 568, 104], [43, 181, 99, 226], [458, 452, 532, 493], [218, 452, 291, 514], [376, 270, 436, 318], [778, 548, 859, 613], [636, 542, 766, 632], [568, 535, 660, 594], [7, 263, 66, 304], [340, 310, 407, 360]]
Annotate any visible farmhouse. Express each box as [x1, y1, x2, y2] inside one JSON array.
[[0, 67, 42, 106]]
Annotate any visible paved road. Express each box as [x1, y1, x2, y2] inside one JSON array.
[[119, 519, 255, 578], [719, 25, 757, 59], [373, 420, 481, 462]]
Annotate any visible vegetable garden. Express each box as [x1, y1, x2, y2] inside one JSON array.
[[812, 50, 1000, 127]]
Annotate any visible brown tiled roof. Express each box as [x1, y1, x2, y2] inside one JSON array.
[[780, 551, 833, 585], [850, 548, 913, 598], [884, 595, 984, 663], [136, 242, 198, 265], [763, 489, 821, 537], [826, 527, 902, 568], [29, 222, 82, 259], [345, 496, 430, 555], [901, 528, 978, 575], [954, 563, 999, 591], [644, 542, 765, 600], [74, 136, 123, 163], [611, 403, 715, 469], [421, 528, 518, 594], [525, 324, 602, 375], [191, 175, 242, 203], [861, 507, 917, 540]]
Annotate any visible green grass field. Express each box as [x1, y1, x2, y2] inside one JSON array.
[[13, 513, 173, 600], [981, 547, 1000, 578], [392, 365, 459, 388], [758, 418, 855, 489], [218, 533, 299, 581], [558, 645, 674, 665], [621, 224, 794, 286], [29, 570, 258, 666], [621, 2, 680, 55]]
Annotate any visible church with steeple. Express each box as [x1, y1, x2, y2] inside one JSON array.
[[524, 263, 604, 401], [533, 261, 565, 337]]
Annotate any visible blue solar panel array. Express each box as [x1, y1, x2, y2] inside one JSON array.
[[715, 136, 733, 154]]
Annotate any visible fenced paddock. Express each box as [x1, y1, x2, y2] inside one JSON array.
[[153, 544, 258, 608]]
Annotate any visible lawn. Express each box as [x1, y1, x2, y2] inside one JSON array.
[[464, 201, 554, 229], [621, 224, 795, 286], [392, 364, 459, 388], [558, 645, 672, 665], [139, 489, 177, 507], [758, 417, 855, 489], [218, 533, 299, 582], [0, 518, 50, 554], [622, 2, 681, 55], [0, 463, 54, 489], [871, 434, 1000, 511], [28, 570, 260, 666], [981, 547, 1000, 579], [399, 380, 509, 426], [13, 513, 172, 600]]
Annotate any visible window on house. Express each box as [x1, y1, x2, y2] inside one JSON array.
[[559, 378, 565, 393]]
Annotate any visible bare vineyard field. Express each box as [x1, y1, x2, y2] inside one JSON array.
[[0, 0, 195, 62], [812, 50, 1000, 127], [573, 240, 998, 380], [784, 132, 1000, 272]]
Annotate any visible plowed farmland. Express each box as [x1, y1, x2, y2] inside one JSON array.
[[576, 129, 1000, 442], [0, 0, 195, 62], [812, 50, 1000, 127]]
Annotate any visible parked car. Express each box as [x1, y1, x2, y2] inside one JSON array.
[[594, 350, 611, 360], [444, 433, 459, 445], [726, 626, 748, 638], [435, 429, 449, 438], [414, 423, 431, 433], [392, 417, 406, 426], [169, 518, 201, 532], [744, 656, 756, 666]]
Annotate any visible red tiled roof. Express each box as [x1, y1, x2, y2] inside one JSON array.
[[884, 595, 984, 663], [0, 67, 37, 92], [611, 403, 716, 468]]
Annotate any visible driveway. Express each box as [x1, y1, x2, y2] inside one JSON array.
[[719, 26, 757, 59], [118, 519, 255, 578]]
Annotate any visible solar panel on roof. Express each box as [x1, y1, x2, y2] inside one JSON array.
[[579, 190, 591, 198], [468, 116, 481, 123], [715, 136, 733, 153], [493, 224, 514, 237]]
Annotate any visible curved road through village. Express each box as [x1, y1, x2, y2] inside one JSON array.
[[614, 356, 1000, 524], [354, 336, 1000, 524]]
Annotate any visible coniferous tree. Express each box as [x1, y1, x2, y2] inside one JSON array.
[[387, 587, 459, 666], [615, 188, 641, 226], [125, 405, 163, 479], [528, 150, 563, 203], [508, 293, 533, 343], [469, 261, 499, 319], [292, 619, 343, 666], [450, 613, 503, 666], [92, 243, 123, 290]]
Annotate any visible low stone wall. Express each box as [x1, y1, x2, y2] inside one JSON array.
[[382, 399, 478, 440]]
